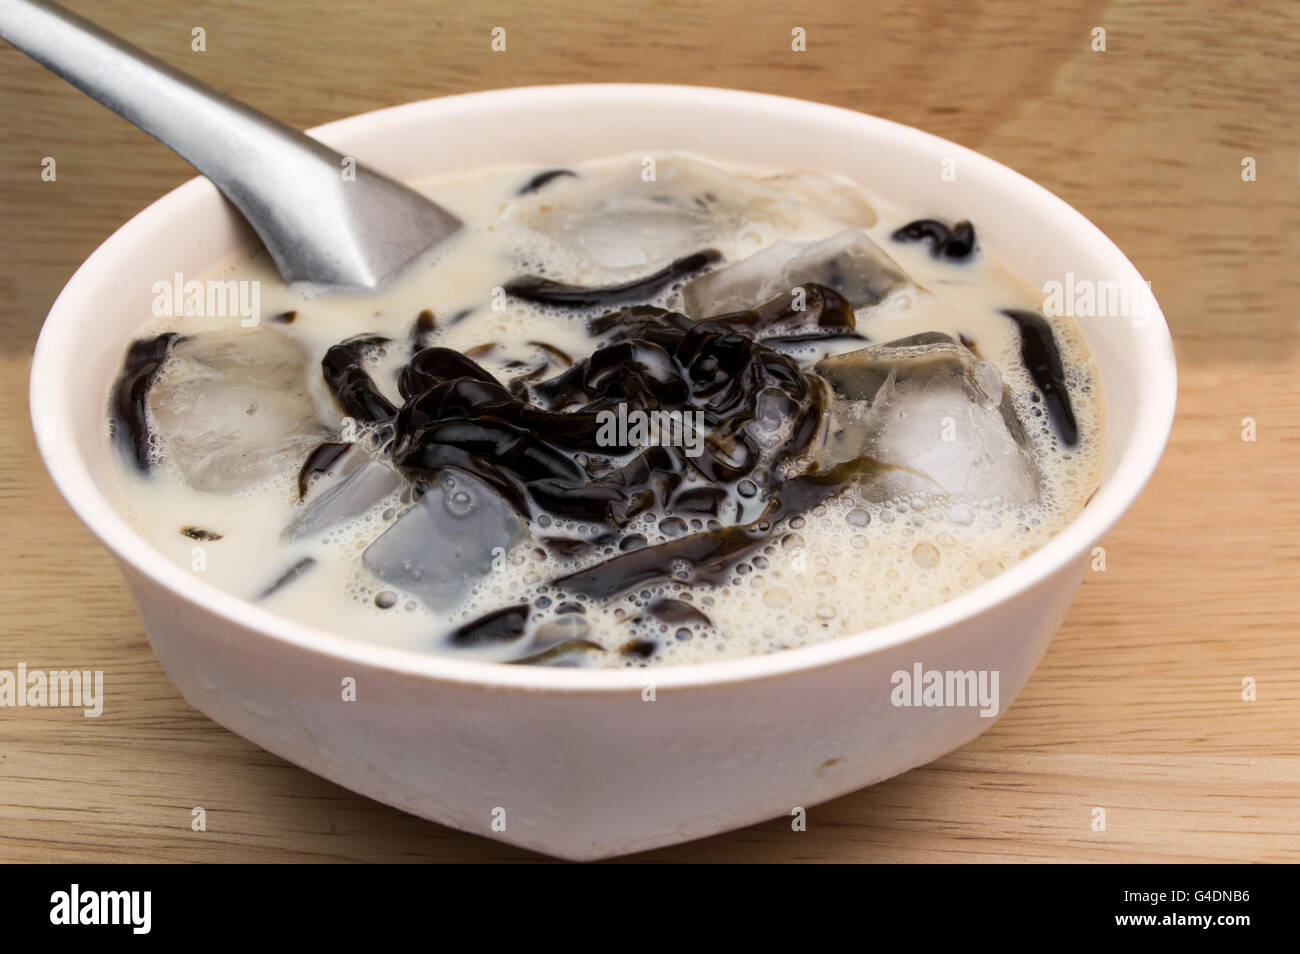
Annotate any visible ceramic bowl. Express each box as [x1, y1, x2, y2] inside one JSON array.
[[29, 85, 1176, 860]]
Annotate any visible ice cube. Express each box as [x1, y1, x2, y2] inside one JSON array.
[[148, 330, 329, 493], [749, 170, 879, 228], [681, 228, 910, 317], [361, 468, 527, 611], [507, 155, 803, 273], [282, 460, 401, 541], [814, 334, 1039, 505]]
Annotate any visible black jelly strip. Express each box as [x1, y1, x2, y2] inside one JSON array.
[[707, 283, 857, 332], [1001, 309, 1079, 446], [553, 459, 873, 601], [297, 441, 352, 499], [399, 346, 501, 401], [410, 309, 437, 354], [258, 557, 317, 599], [111, 332, 180, 472], [504, 250, 722, 310], [555, 522, 770, 599], [526, 340, 574, 367], [516, 169, 577, 195], [321, 335, 398, 423], [944, 220, 976, 258], [449, 603, 530, 647], [891, 218, 977, 261]]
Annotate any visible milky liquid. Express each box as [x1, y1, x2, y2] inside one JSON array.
[[109, 152, 1105, 666]]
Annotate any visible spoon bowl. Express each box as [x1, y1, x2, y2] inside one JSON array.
[[0, 0, 461, 290]]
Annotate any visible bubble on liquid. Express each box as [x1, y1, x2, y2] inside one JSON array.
[[948, 504, 975, 525], [659, 516, 687, 538], [912, 542, 940, 569], [763, 587, 792, 609], [445, 488, 474, 518]]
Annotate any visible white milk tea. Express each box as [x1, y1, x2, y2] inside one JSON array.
[[108, 153, 1104, 666]]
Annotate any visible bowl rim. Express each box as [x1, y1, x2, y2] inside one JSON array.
[[29, 83, 1177, 694]]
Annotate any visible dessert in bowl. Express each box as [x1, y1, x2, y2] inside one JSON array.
[[30, 85, 1175, 859]]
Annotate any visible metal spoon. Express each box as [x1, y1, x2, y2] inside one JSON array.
[[0, 0, 461, 291]]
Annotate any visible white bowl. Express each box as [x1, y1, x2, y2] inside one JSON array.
[[29, 84, 1176, 860]]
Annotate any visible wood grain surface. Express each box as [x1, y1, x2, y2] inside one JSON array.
[[1, 0, 1296, 863]]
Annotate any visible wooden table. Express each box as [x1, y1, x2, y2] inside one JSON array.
[[1, 0, 1296, 863]]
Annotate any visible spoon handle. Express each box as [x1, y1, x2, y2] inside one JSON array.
[[0, 0, 459, 289]]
